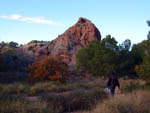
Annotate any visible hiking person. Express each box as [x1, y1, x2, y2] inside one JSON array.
[[107, 72, 120, 96]]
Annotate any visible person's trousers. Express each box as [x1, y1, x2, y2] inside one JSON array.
[[110, 88, 115, 96]]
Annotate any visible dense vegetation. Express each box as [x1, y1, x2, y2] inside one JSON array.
[[0, 41, 32, 73], [76, 36, 118, 77], [133, 21, 150, 82], [76, 36, 140, 78], [0, 49, 32, 72], [76, 21, 150, 81]]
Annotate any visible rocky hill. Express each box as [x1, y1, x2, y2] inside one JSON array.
[[21, 17, 101, 65]]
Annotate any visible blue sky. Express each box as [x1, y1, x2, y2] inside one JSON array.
[[0, 0, 149, 45]]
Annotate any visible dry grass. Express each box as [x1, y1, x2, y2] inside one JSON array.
[[0, 95, 50, 113], [119, 78, 145, 90], [0, 77, 107, 113], [1, 78, 149, 113], [0, 87, 106, 113], [87, 90, 150, 113], [1, 77, 106, 96], [42, 88, 106, 113]]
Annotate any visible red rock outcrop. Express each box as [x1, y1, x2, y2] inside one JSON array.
[[21, 17, 101, 65]]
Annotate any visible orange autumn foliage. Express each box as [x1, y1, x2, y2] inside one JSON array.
[[28, 57, 68, 82]]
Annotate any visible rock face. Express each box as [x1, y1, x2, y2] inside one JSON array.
[[21, 17, 101, 65]]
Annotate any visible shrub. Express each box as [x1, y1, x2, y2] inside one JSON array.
[[28, 57, 68, 82]]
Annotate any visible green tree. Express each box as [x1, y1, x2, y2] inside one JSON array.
[[117, 39, 134, 76], [0, 48, 32, 72], [134, 21, 150, 81], [135, 40, 150, 82], [120, 39, 131, 51], [147, 20, 150, 27], [102, 35, 119, 52], [76, 35, 118, 77], [147, 20, 150, 40], [0, 41, 7, 48], [8, 41, 19, 48]]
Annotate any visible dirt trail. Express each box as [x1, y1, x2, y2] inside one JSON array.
[[69, 112, 84, 113], [25, 96, 41, 103], [24, 91, 72, 102]]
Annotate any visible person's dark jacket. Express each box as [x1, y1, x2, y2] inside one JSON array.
[[107, 75, 120, 89]]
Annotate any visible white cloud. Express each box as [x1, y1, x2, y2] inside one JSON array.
[[0, 14, 62, 26], [10, 14, 22, 20], [0, 15, 8, 19]]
